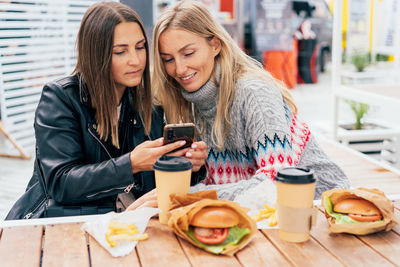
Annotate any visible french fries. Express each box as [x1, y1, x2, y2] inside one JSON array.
[[106, 221, 148, 247], [251, 203, 277, 226]]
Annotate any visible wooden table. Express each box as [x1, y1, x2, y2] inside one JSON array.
[[0, 200, 399, 267], [316, 134, 400, 196], [2, 136, 400, 266]]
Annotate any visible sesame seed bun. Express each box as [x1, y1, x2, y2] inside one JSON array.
[[190, 207, 240, 228], [333, 198, 381, 216]]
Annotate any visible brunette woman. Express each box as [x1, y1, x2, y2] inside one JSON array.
[[6, 2, 207, 220]]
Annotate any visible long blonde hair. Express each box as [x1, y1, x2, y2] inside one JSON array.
[[152, 0, 297, 149]]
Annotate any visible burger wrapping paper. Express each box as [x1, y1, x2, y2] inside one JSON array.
[[167, 191, 257, 256], [321, 187, 398, 235]]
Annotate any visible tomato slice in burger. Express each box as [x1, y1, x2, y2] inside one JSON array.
[[348, 213, 382, 222], [193, 227, 229, 245]]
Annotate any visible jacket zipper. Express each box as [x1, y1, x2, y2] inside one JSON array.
[[88, 127, 112, 159], [23, 197, 47, 219], [87, 127, 135, 199], [86, 183, 135, 199]]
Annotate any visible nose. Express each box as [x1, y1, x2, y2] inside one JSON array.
[[175, 58, 187, 76], [127, 50, 140, 66]]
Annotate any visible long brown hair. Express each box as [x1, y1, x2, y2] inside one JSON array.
[[74, 2, 152, 148], [152, 0, 297, 149]]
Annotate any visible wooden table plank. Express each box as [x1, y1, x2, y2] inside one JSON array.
[[0, 225, 43, 267], [236, 230, 293, 267], [392, 209, 400, 235], [136, 219, 191, 267], [178, 237, 241, 267], [358, 231, 400, 266], [394, 201, 400, 210], [261, 229, 344, 267], [311, 210, 394, 266], [88, 235, 141, 267], [42, 223, 89, 267]]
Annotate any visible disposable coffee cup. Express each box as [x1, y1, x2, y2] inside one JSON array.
[[275, 167, 316, 242], [153, 155, 192, 224]]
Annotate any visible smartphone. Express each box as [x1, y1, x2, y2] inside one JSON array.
[[163, 123, 195, 150]]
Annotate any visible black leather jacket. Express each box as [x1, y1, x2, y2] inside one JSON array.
[[27, 74, 205, 209]]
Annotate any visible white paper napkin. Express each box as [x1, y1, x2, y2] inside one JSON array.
[[234, 179, 278, 229], [81, 207, 160, 257]]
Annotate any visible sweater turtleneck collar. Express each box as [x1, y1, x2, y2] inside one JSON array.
[[180, 64, 220, 115]]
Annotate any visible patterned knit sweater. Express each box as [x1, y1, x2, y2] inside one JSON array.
[[184, 67, 350, 200]]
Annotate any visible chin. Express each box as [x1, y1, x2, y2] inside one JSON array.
[[181, 84, 201, 93], [125, 79, 142, 88]]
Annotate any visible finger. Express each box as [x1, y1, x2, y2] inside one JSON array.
[[191, 141, 207, 150], [168, 148, 190, 157], [140, 138, 164, 148], [138, 199, 158, 209], [158, 140, 186, 154], [142, 188, 157, 198], [190, 160, 205, 171], [192, 166, 201, 172], [185, 150, 207, 161], [138, 190, 157, 203], [126, 201, 141, 211]]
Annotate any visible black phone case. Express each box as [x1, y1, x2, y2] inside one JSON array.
[[163, 123, 195, 150]]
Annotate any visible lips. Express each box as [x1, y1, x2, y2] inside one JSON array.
[[180, 73, 196, 83], [126, 69, 141, 75]]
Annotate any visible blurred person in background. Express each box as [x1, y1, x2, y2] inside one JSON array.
[[6, 1, 207, 220], [151, 0, 349, 201]]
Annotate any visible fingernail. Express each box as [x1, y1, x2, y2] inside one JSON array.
[[180, 140, 186, 145], [191, 144, 197, 148], [159, 137, 164, 143], [186, 152, 192, 157]]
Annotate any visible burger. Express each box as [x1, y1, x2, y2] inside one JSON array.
[[185, 206, 251, 254], [324, 196, 383, 224], [320, 188, 397, 235], [333, 198, 382, 222]]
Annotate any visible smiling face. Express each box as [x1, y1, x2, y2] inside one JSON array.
[[158, 28, 221, 93], [111, 22, 147, 94]]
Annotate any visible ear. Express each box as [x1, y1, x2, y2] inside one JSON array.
[[209, 37, 221, 56]]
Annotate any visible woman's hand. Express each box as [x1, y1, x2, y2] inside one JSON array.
[[126, 189, 157, 211], [130, 137, 187, 174], [169, 141, 207, 172]]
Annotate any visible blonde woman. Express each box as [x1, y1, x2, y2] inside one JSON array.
[[152, 0, 349, 200]]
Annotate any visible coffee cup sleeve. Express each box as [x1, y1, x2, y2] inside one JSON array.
[[277, 204, 318, 233]]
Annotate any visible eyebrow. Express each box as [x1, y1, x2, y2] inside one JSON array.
[[113, 38, 146, 48], [160, 43, 195, 56]]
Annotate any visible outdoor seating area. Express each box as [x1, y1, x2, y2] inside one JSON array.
[[1, 0, 400, 265]]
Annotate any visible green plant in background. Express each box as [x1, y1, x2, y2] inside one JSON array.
[[350, 51, 370, 72], [376, 53, 389, 62], [345, 100, 370, 130]]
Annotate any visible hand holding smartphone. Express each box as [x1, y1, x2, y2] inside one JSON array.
[[163, 123, 195, 151]]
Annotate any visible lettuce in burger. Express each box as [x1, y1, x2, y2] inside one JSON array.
[[324, 196, 383, 224], [185, 207, 251, 254]]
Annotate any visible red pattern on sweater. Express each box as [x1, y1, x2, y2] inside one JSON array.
[[204, 115, 310, 185]]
